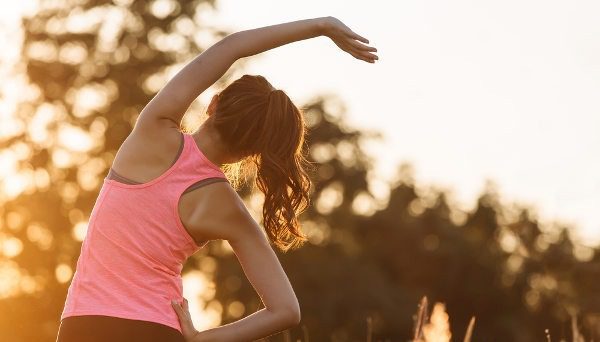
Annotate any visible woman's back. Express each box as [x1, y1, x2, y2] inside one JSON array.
[[57, 128, 229, 340]]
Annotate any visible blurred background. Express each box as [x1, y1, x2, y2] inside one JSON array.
[[0, 0, 599, 341]]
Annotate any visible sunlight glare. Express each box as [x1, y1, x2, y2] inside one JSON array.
[[316, 181, 344, 214], [2, 237, 24, 258], [5, 211, 24, 231], [0, 150, 18, 179], [26, 223, 53, 251], [28, 103, 56, 144], [59, 181, 80, 204], [58, 41, 88, 64], [149, 0, 180, 20], [182, 270, 221, 330], [58, 124, 94, 152], [72, 221, 88, 242], [226, 301, 245, 319], [310, 142, 336, 163], [2, 174, 29, 200], [573, 244, 594, 262], [20, 274, 40, 294], [33, 168, 51, 190], [97, 6, 127, 53], [197, 256, 217, 274], [0, 260, 22, 299], [77, 157, 107, 191], [55, 263, 73, 283], [336, 140, 357, 168], [52, 148, 73, 168], [148, 28, 188, 53], [69, 84, 111, 118], [26, 39, 58, 62], [351, 191, 377, 216], [303, 219, 331, 245], [422, 303, 452, 342]]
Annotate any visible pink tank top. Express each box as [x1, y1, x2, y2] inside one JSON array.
[[60, 132, 228, 333]]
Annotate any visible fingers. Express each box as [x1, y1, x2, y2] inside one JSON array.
[[341, 42, 378, 63], [350, 31, 369, 44], [348, 49, 375, 63], [343, 34, 378, 62], [348, 38, 377, 53], [171, 299, 200, 340], [172, 300, 187, 316], [329, 26, 378, 63], [171, 300, 183, 318], [364, 52, 379, 61], [352, 47, 378, 61]]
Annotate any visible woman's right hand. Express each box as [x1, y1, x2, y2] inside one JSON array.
[[320, 16, 378, 63], [172, 298, 202, 342]]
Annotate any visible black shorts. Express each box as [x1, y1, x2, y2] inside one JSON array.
[[56, 315, 185, 342]]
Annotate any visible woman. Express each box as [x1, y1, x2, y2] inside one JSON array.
[[56, 16, 378, 342]]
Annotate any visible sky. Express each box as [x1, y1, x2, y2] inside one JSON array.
[[200, 0, 600, 247], [0, 0, 598, 248]]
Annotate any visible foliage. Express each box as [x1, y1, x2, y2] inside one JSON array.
[[208, 98, 600, 341], [0, 1, 599, 341], [0, 0, 241, 340]]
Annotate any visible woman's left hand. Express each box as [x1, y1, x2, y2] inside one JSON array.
[[171, 298, 201, 342], [320, 16, 378, 63]]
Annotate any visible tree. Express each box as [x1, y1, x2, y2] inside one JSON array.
[[0, 1, 242, 340], [209, 100, 600, 341], [1, 1, 598, 341]]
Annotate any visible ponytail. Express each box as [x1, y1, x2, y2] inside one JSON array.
[[207, 75, 313, 252]]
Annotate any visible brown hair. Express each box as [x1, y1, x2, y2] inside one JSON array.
[[205, 74, 313, 252]]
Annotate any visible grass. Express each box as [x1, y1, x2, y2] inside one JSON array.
[[273, 295, 592, 341], [411, 296, 460, 342], [408, 296, 589, 342]]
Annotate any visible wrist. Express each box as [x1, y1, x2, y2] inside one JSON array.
[[315, 16, 332, 36]]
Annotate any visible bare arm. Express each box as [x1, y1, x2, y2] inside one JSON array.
[[135, 16, 377, 131], [172, 182, 300, 342]]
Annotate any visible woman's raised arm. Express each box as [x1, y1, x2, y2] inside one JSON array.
[[135, 16, 377, 129]]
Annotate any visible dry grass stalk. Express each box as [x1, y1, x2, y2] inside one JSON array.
[[412, 296, 478, 342], [283, 329, 292, 342], [571, 315, 585, 342], [413, 296, 430, 341], [301, 324, 309, 342], [366, 316, 373, 342], [463, 317, 476, 342]]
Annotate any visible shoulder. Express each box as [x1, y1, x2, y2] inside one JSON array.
[[126, 116, 182, 155], [109, 116, 183, 176], [192, 182, 265, 245], [132, 115, 180, 141]]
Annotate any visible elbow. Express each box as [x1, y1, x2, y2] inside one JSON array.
[[281, 304, 301, 327], [271, 302, 301, 328]]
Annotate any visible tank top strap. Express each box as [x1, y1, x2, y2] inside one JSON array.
[[183, 133, 226, 174], [161, 132, 228, 196]]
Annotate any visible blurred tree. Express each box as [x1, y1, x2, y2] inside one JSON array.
[[0, 0, 244, 340], [210, 100, 600, 342], [1, 1, 599, 342]]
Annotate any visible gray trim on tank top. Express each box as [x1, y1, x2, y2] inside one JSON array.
[[106, 132, 228, 194]]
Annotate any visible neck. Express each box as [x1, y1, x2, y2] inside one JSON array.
[[193, 122, 230, 167]]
